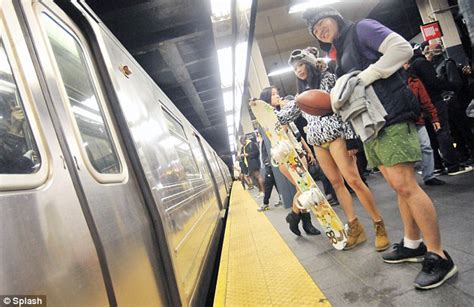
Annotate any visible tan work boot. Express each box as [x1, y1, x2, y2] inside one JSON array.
[[344, 217, 367, 250], [374, 219, 390, 252]]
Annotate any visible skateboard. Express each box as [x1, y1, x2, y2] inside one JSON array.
[[250, 100, 347, 250]]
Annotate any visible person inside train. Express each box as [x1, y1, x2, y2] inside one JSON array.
[[302, 5, 457, 289], [275, 47, 390, 251], [255, 88, 321, 236], [239, 135, 264, 197], [0, 98, 37, 174]]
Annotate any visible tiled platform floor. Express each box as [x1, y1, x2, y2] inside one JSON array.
[[244, 170, 474, 306]]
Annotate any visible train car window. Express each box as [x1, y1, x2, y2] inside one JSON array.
[[42, 14, 121, 175], [161, 108, 201, 181], [0, 38, 41, 175]]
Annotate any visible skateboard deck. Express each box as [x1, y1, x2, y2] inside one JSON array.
[[251, 100, 347, 250]]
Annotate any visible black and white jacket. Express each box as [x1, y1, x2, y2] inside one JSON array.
[[276, 71, 357, 146]]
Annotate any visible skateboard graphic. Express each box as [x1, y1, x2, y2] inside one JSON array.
[[251, 100, 347, 250]]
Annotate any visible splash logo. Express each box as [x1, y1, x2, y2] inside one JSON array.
[[0, 295, 46, 307]]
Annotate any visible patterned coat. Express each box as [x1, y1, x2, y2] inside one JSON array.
[[276, 71, 356, 146]]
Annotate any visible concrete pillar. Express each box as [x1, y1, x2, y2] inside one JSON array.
[[416, 0, 467, 63]]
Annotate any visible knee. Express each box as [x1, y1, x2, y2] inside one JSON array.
[[345, 175, 365, 190], [328, 177, 345, 190], [391, 180, 415, 198]]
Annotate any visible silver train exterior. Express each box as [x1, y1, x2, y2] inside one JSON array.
[[0, 1, 232, 306]]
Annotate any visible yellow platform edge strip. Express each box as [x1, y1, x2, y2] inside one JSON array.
[[214, 183, 330, 306]]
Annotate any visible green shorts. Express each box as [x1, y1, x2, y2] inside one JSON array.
[[363, 122, 422, 168]]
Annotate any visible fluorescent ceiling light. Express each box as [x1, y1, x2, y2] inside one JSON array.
[[211, 0, 231, 22], [289, 0, 340, 14], [226, 114, 233, 127], [217, 47, 233, 88], [235, 42, 248, 82], [223, 90, 233, 112], [238, 0, 252, 11], [268, 66, 293, 77]]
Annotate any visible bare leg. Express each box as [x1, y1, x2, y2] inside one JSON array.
[[314, 145, 356, 222], [329, 138, 382, 222], [381, 163, 445, 257], [379, 166, 421, 240]]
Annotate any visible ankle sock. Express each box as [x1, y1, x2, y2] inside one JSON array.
[[404, 237, 422, 249]]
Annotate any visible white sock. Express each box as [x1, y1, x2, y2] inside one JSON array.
[[404, 237, 422, 249]]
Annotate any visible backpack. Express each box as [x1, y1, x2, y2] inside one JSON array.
[[436, 58, 464, 89]]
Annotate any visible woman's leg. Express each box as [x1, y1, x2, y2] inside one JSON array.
[[328, 138, 382, 222], [315, 143, 367, 249], [314, 145, 356, 222]]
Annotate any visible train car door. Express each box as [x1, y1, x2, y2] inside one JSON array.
[[0, 2, 110, 306], [18, 2, 168, 305]]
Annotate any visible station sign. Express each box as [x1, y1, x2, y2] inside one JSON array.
[[420, 21, 443, 41]]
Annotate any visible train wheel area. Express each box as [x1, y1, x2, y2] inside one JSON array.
[[213, 172, 474, 306]]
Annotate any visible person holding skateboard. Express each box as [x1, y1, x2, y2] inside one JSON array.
[[257, 88, 321, 236]]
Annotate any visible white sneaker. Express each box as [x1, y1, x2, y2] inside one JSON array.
[[448, 165, 473, 176], [257, 192, 264, 198]]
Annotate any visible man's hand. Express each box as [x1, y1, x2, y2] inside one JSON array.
[[433, 121, 441, 132], [9, 106, 25, 135], [249, 98, 257, 107]]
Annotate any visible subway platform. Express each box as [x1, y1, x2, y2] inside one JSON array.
[[214, 171, 474, 306]]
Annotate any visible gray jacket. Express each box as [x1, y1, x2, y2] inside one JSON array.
[[330, 71, 387, 143]]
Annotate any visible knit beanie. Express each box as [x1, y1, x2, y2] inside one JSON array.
[[302, 6, 345, 52], [288, 47, 319, 67]]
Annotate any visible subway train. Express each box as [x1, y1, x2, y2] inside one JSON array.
[[0, 1, 232, 306]]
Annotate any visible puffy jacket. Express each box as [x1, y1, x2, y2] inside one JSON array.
[[333, 22, 419, 127]]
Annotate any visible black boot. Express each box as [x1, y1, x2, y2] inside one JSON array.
[[285, 211, 301, 236], [301, 212, 321, 235]]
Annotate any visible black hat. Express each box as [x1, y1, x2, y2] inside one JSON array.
[[302, 6, 344, 52]]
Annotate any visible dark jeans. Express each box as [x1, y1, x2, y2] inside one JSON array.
[[432, 100, 460, 172], [448, 101, 474, 160], [263, 165, 278, 205]]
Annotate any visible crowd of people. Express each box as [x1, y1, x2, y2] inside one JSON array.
[[235, 5, 474, 291]]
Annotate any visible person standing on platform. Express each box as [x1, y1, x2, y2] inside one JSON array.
[[303, 6, 457, 289], [276, 48, 390, 251], [240, 135, 265, 197], [256, 88, 321, 236], [403, 62, 445, 186], [410, 43, 473, 175], [256, 130, 282, 211]]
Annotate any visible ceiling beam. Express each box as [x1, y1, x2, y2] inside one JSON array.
[[132, 30, 210, 55], [159, 42, 211, 127]]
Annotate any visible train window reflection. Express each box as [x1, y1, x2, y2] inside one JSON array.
[[42, 14, 121, 174], [162, 109, 201, 181], [0, 38, 41, 174]]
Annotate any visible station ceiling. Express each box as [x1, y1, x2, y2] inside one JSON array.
[[85, 0, 230, 157], [85, 0, 422, 158]]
